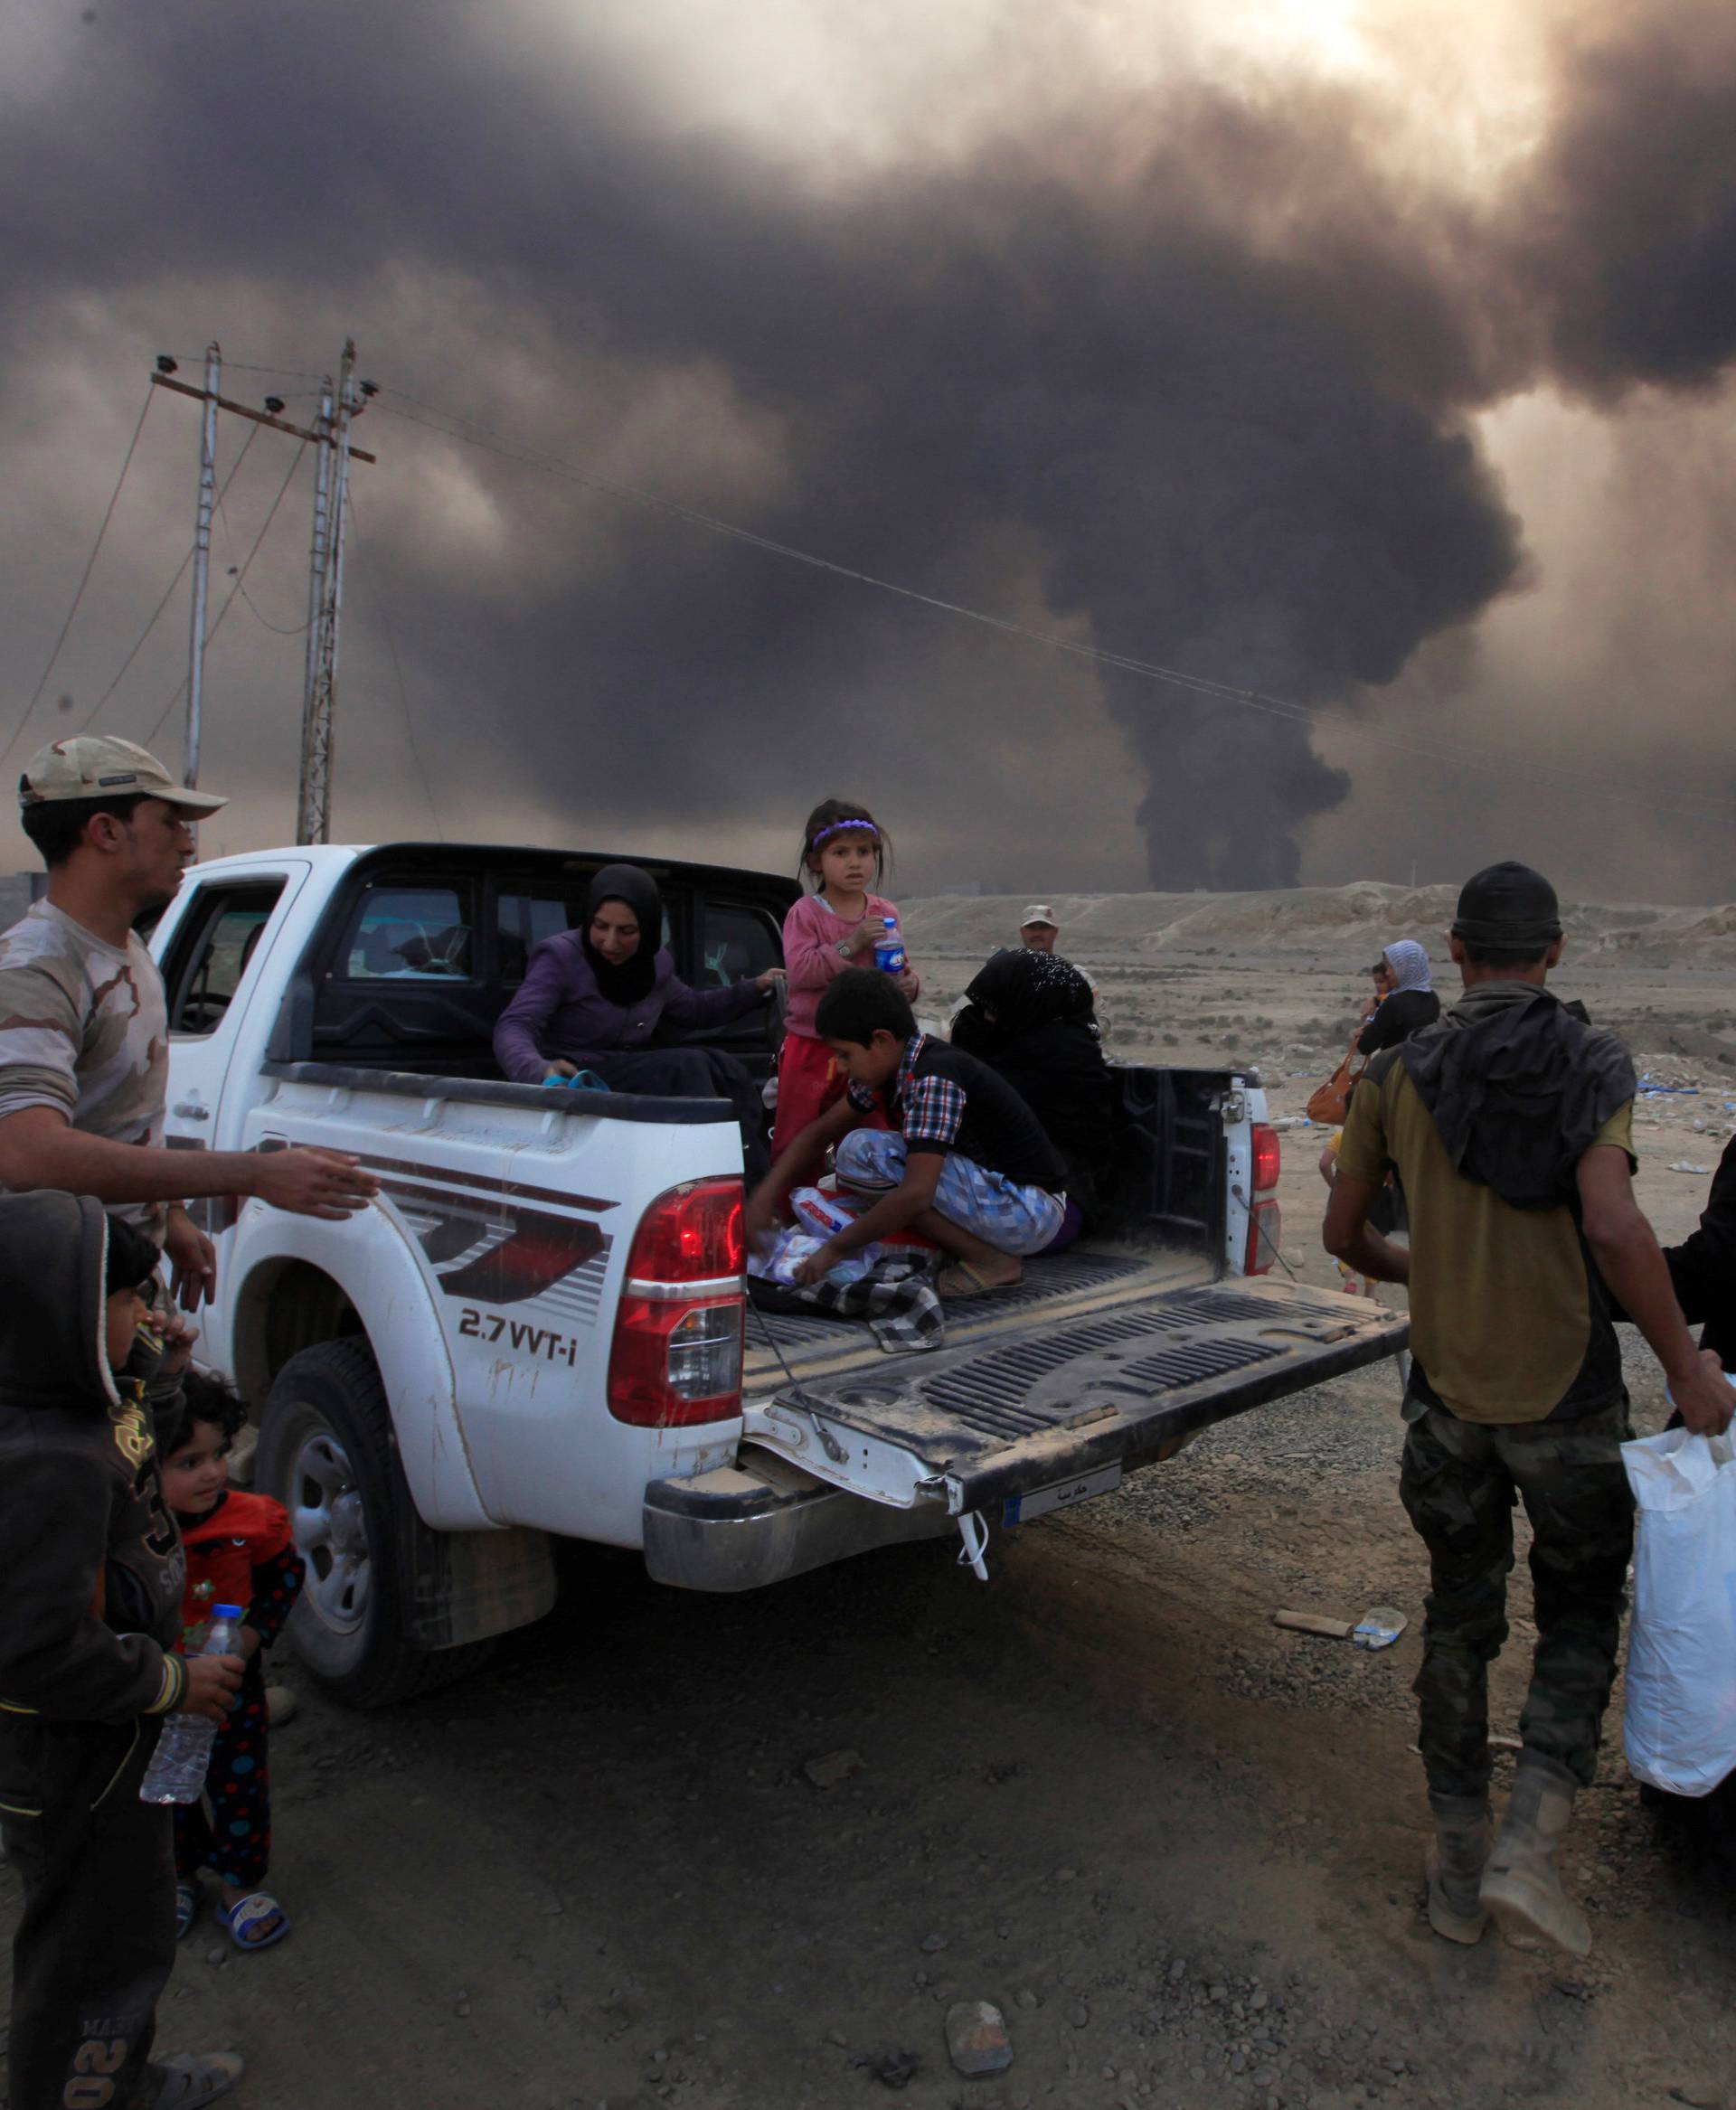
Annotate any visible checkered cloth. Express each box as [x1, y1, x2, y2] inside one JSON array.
[[748, 1251, 946, 1353], [836, 1128, 1065, 1257]]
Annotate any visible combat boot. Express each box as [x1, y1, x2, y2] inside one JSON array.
[[1425, 1792, 1491, 1944], [1478, 1751, 1591, 1956]]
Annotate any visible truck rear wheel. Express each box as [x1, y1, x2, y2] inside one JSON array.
[[257, 1339, 493, 1709]]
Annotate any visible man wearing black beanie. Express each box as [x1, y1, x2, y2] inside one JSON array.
[[1326, 860, 1731, 1959]]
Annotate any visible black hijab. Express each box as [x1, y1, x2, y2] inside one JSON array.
[[958, 948, 1097, 1044], [952, 949, 1115, 1184], [583, 863, 663, 1007]]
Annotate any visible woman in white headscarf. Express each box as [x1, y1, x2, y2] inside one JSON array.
[[1356, 938, 1440, 1057], [1319, 936, 1438, 1182], [1318, 937, 1442, 1272]]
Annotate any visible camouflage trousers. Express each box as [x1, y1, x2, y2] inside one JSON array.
[[1398, 1391, 1636, 1799]]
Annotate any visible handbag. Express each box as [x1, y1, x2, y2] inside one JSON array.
[[1307, 1036, 1367, 1126]]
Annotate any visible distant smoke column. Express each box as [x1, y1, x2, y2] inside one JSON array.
[[1031, 366, 1524, 891], [1113, 680, 1350, 890]]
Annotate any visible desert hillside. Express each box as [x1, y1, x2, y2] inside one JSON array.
[[902, 883, 1736, 1091]]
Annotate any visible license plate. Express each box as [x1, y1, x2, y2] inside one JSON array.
[[1003, 1462, 1122, 1525]]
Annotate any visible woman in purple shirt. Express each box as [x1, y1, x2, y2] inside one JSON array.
[[494, 863, 783, 1174]]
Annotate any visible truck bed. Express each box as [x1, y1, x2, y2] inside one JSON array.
[[744, 1245, 1190, 1384], [739, 1243, 1407, 1519]]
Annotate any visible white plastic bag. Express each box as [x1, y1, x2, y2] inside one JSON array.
[[1621, 1426, 1736, 1796], [789, 1185, 864, 1241], [746, 1226, 878, 1289]]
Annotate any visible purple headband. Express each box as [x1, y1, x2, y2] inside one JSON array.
[[810, 818, 880, 847]]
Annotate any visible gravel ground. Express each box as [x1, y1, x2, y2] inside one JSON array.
[[5, 933, 1734, 2109], [6, 1332, 1718, 2110]]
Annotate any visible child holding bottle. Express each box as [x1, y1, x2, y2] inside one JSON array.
[[158, 1371, 304, 1953], [775, 798, 920, 1161]]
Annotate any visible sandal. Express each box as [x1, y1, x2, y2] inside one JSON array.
[[144, 2051, 245, 2107], [175, 1879, 202, 1942], [214, 1891, 290, 1951], [935, 1260, 1020, 1298]]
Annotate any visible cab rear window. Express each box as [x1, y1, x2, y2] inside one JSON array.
[[335, 884, 476, 980]]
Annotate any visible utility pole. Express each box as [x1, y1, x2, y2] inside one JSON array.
[[298, 341, 357, 845], [184, 342, 221, 792], [297, 377, 335, 843], [149, 344, 376, 839]]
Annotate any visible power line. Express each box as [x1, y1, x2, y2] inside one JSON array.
[[234, 579, 312, 636], [0, 387, 156, 773], [384, 387, 1736, 818], [78, 425, 264, 731], [139, 440, 310, 753], [80, 548, 195, 726], [341, 491, 443, 839], [167, 355, 326, 382], [381, 598, 442, 840], [374, 389, 1441, 761], [18, 358, 1729, 836], [372, 386, 1736, 829]]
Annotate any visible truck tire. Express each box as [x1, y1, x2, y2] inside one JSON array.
[[256, 1339, 494, 1709]]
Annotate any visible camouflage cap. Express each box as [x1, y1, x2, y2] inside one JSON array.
[[19, 736, 226, 815], [1018, 902, 1058, 928]]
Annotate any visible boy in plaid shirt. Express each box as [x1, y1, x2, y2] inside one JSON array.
[[747, 969, 1066, 1296]]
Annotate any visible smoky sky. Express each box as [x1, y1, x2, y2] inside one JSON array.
[[5, 1, 1736, 894]]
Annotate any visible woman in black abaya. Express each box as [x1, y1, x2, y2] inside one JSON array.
[[950, 949, 1117, 1224]]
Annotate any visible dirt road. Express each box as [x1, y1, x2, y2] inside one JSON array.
[[5, 906, 1734, 2108], [15, 1330, 1727, 2110]]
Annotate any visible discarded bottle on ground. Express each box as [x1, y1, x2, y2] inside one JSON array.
[[138, 1602, 243, 1805], [873, 918, 906, 975]]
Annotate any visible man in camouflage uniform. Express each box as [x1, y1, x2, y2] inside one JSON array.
[[1326, 862, 1731, 1955]]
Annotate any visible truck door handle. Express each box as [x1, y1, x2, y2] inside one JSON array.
[[172, 1102, 211, 1123]]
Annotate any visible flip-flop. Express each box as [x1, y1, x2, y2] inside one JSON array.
[[214, 1891, 290, 1951], [934, 1260, 1020, 1298], [143, 2052, 245, 2108], [175, 1879, 202, 1942]]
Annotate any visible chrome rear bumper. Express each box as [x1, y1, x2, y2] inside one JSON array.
[[642, 1454, 953, 1592]]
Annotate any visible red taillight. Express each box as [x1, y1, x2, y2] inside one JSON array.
[[607, 1180, 745, 1427], [608, 1296, 743, 1426], [1244, 1198, 1282, 1276], [623, 1178, 744, 1280], [1251, 1122, 1281, 1193]]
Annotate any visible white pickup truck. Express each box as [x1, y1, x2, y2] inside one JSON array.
[[151, 842, 1406, 1706]]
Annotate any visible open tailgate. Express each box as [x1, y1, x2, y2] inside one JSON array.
[[742, 1275, 1406, 1520]]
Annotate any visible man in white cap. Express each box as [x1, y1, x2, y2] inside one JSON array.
[[1, 738, 376, 1307], [1017, 903, 1060, 954], [1016, 903, 1107, 1038]]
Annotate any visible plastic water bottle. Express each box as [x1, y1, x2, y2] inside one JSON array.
[[138, 1602, 242, 1805], [873, 918, 906, 975]]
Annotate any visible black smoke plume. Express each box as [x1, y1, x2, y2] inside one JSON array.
[[1506, 0, 1736, 400], [5, 2, 1736, 887]]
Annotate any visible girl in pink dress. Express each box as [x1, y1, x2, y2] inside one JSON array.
[[775, 799, 920, 1163]]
